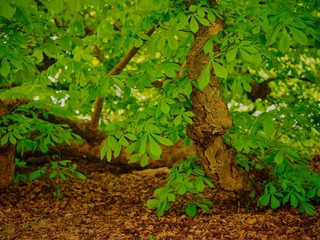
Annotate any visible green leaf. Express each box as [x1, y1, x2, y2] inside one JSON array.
[[278, 28, 290, 53], [190, 16, 199, 33], [197, 8, 205, 18], [290, 194, 298, 208], [39, 143, 48, 153], [124, 134, 137, 141], [212, 61, 228, 79], [197, 203, 212, 214], [198, 62, 211, 89], [271, 195, 280, 209], [266, 26, 281, 46], [167, 193, 176, 202], [129, 154, 140, 163], [119, 136, 129, 147], [177, 184, 187, 195], [207, 11, 215, 23], [301, 203, 315, 216], [149, 136, 162, 158], [160, 100, 170, 114], [289, 27, 308, 45], [46, 0, 64, 15], [145, 124, 160, 134], [173, 115, 182, 126], [106, 147, 112, 161], [203, 177, 214, 188], [226, 47, 238, 62], [49, 171, 58, 179], [189, 5, 197, 12], [100, 140, 108, 159], [107, 136, 118, 150], [0, 0, 16, 19], [274, 151, 284, 165], [67, 0, 81, 12], [146, 199, 158, 209], [203, 39, 213, 54], [195, 16, 210, 26], [196, 178, 205, 192], [29, 168, 46, 181], [307, 187, 317, 198], [52, 162, 59, 170], [152, 134, 172, 146], [240, 49, 252, 62], [252, 25, 260, 34], [1, 133, 9, 145], [183, 115, 193, 124], [75, 171, 86, 180], [167, 34, 178, 50], [55, 187, 63, 200], [114, 143, 122, 158], [141, 153, 149, 166], [139, 136, 147, 156], [9, 133, 17, 145], [0, 58, 11, 77], [186, 203, 197, 216], [263, 118, 275, 138], [259, 194, 270, 206]]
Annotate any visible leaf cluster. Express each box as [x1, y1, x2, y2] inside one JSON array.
[[147, 157, 214, 216]]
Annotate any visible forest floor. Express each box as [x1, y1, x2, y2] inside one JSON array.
[[0, 146, 319, 240]]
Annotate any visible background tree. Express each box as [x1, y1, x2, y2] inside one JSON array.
[[0, 0, 319, 215]]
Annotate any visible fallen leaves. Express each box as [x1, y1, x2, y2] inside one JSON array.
[[0, 158, 319, 239]]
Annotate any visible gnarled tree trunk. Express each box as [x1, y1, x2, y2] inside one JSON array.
[[186, 21, 250, 191]]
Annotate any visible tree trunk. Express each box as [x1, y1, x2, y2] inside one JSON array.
[[186, 22, 250, 191], [0, 101, 15, 189]]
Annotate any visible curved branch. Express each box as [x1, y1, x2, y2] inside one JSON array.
[[90, 25, 159, 130]]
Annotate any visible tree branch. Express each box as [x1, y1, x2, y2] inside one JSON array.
[[90, 25, 159, 130]]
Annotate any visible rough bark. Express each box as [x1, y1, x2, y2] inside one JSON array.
[[0, 101, 15, 188], [186, 22, 250, 191]]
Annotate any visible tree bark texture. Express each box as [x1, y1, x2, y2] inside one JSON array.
[[0, 101, 15, 188], [186, 22, 250, 191]]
